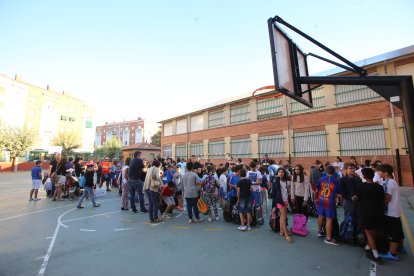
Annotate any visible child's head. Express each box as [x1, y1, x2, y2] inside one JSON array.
[[167, 181, 175, 189], [87, 164, 94, 171], [325, 165, 335, 176], [36, 160, 42, 166], [239, 169, 247, 178], [361, 168, 375, 181], [378, 164, 394, 178]]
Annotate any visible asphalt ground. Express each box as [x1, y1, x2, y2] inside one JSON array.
[[0, 172, 413, 276]]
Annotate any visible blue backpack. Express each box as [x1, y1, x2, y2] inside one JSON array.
[[339, 215, 355, 244]]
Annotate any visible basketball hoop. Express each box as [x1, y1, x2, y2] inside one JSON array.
[[252, 85, 283, 100]]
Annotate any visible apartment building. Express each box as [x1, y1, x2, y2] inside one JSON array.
[[95, 118, 145, 147], [159, 45, 414, 186]]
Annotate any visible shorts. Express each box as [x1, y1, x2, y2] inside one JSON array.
[[317, 205, 337, 219], [163, 196, 175, 206], [238, 197, 252, 213], [56, 175, 66, 186], [277, 201, 288, 209], [360, 213, 383, 230], [175, 190, 183, 196], [384, 215, 404, 242], [252, 191, 262, 205], [32, 179, 42, 190], [219, 187, 227, 199]]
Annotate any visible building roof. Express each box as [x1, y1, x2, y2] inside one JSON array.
[[122, 142, 161, 151], [158, 44, 414, 123]]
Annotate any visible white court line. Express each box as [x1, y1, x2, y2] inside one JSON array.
[[369, 261, 376, 276], [80, 229, 96, 232], [114, 228, 133, 231], [0, 197, 119, 222], [175, 214, 182, 218], [60, 211, 121, 223], [38, 207, 76, 276]]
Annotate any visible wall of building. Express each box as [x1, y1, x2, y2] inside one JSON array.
[[95, 119, 145, 147], [160, 53, 414, 186]]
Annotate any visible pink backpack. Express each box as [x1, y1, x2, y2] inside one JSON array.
[[292, 214, 308, 236]]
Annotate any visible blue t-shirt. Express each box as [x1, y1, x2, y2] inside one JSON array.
[[65, 162, 74, 170], [316, 176, 342, 209], [229, 174, 240, 197], [31, 166, 42, 180]]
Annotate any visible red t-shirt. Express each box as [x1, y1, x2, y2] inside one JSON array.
[[101, 161, 111, 174], [160, 186, 174, 197]]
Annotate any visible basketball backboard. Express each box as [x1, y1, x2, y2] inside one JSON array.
[[267, 18, 313, 107]]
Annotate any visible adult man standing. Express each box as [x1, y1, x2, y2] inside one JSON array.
[[128, 151, 148, 213], [100, 157, 112, 191]]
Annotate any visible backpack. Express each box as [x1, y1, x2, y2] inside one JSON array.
[[197, 195, 209, 215], [251, 204, 264, 226], [291, 214, 308, 236], [232, 204, 240, 224], [205, 174, 216, 193], [269, 207, 281, 232], [223, 202, 232, 222], [339, 216, 356, 244]]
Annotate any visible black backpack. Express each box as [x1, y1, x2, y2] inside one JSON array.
[[269, 207, 281, 232], [223, 202, 232, 222], [251, 204, 264, 226], [232, 204, 240, 224]]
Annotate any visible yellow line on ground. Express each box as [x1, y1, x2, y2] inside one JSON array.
[[143, 222, 152, 225], [205, 228, 224, 231], [172, 226, 189, 229], [120, 218, 132, 222], [400, 208, 414, 255]]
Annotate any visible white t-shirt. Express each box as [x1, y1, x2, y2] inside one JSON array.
[[373, 172, 382, 183], [355, 168, 364, 182], [219, 174, 227, 191], [383, 178, 401, 218], [122, 165, 129, 185], [247, 170, 262, 192]]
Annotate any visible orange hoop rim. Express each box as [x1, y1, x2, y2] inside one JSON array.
[[252, 85, 283, 99]]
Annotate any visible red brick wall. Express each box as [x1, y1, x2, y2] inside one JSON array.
[[0, 161, 51, 172]]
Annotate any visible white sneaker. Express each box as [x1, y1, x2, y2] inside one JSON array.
[[247, 226, 251, 231], [215, 216, 220, 221], [34, 198, 41, 201], [188, 219, 193, 224], [238, 225, 247, 231], [208, 217, 212, 222], [195, 218, 204, 223]]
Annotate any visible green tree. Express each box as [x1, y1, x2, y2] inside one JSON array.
[[52, 132, 82, 157], [103, 137, 123, 160], [151, 130, 161, 147], [0, 126, 36, 171]]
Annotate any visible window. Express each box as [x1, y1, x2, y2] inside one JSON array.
[[230, 104, 250, 124], [175, 144, 187, 159], [190, 143, 204, 157], [190, 114, 204, 132], [401, 122, 409, 154], [176, 118, 187, 134], [85, 120, 93, 128], [208, 141, 225, 159], [293, 130, 328, 157], [68, 117, 75, 122], [339, 125, 387, 156], [258, 135, 285, 157], [334, 85, 381, 107], [291, 87, 325, 113], [106, 132, 113, 142], [231, 138, 251, 157], [122, 128, 130, 146], [163, 123, 173, 136], [163, 145, 172, 158], [257, 98, 283, 120], [208, 110, 224, 128], [60, 115, 68, 121]]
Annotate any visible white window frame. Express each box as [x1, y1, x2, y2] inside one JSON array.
[[231, 138, 251, 158], [258, 135, 285, 157], [339, 125, 388, 156], [293, 130, 328, 157], [175, 144, 187, 159], [230, 104, 250, 124]]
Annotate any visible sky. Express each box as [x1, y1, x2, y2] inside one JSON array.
[[1, 0, 413, 138]]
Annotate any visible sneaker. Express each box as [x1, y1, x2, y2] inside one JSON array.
[[246, 226, 251, 231], [317, 231, 325, 237], [208, 217, 213, 222], [215, 216, 220, 221], [141, 209, 149, 213], [324, 238, 339, 246], [238, 225, 247, 231], [33, 198, 41, 201], [194, 218, 204, 223], [379, 252, 400, 261], [77, 206, 84, 209], [93, 203, 101, 207], [188, 219, 193, 224], [398, 246, 407, 254], [132, 210, 138, 213], [366, 251, 384, 265], [28, 198, 33, 201], [153, 218, 163, 223]]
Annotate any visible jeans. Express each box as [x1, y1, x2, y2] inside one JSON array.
[[77, 186, 97, 207], [145, 189, 160, 221], [128, 179, 145, 212], [185, 197, 200, 220]]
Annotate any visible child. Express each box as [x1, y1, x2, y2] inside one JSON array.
[[201, 165, 220, 221], [160, 181, 176, 218], [30, 161, 43, 201], [247, 161, 263, 208], [316, 165, 342, 245], [272, 168, 293, 243], [173, 166, 184, 211], [237, 169, 253, 231], [219, 167, 229, 209], [77, 163, 100, 208], [378, 164, 406, 261], [357, 168, 385, 265], [258, 166, 269, 215]]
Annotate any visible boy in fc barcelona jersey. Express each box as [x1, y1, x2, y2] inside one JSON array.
[[316, 165, 343, 246]]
